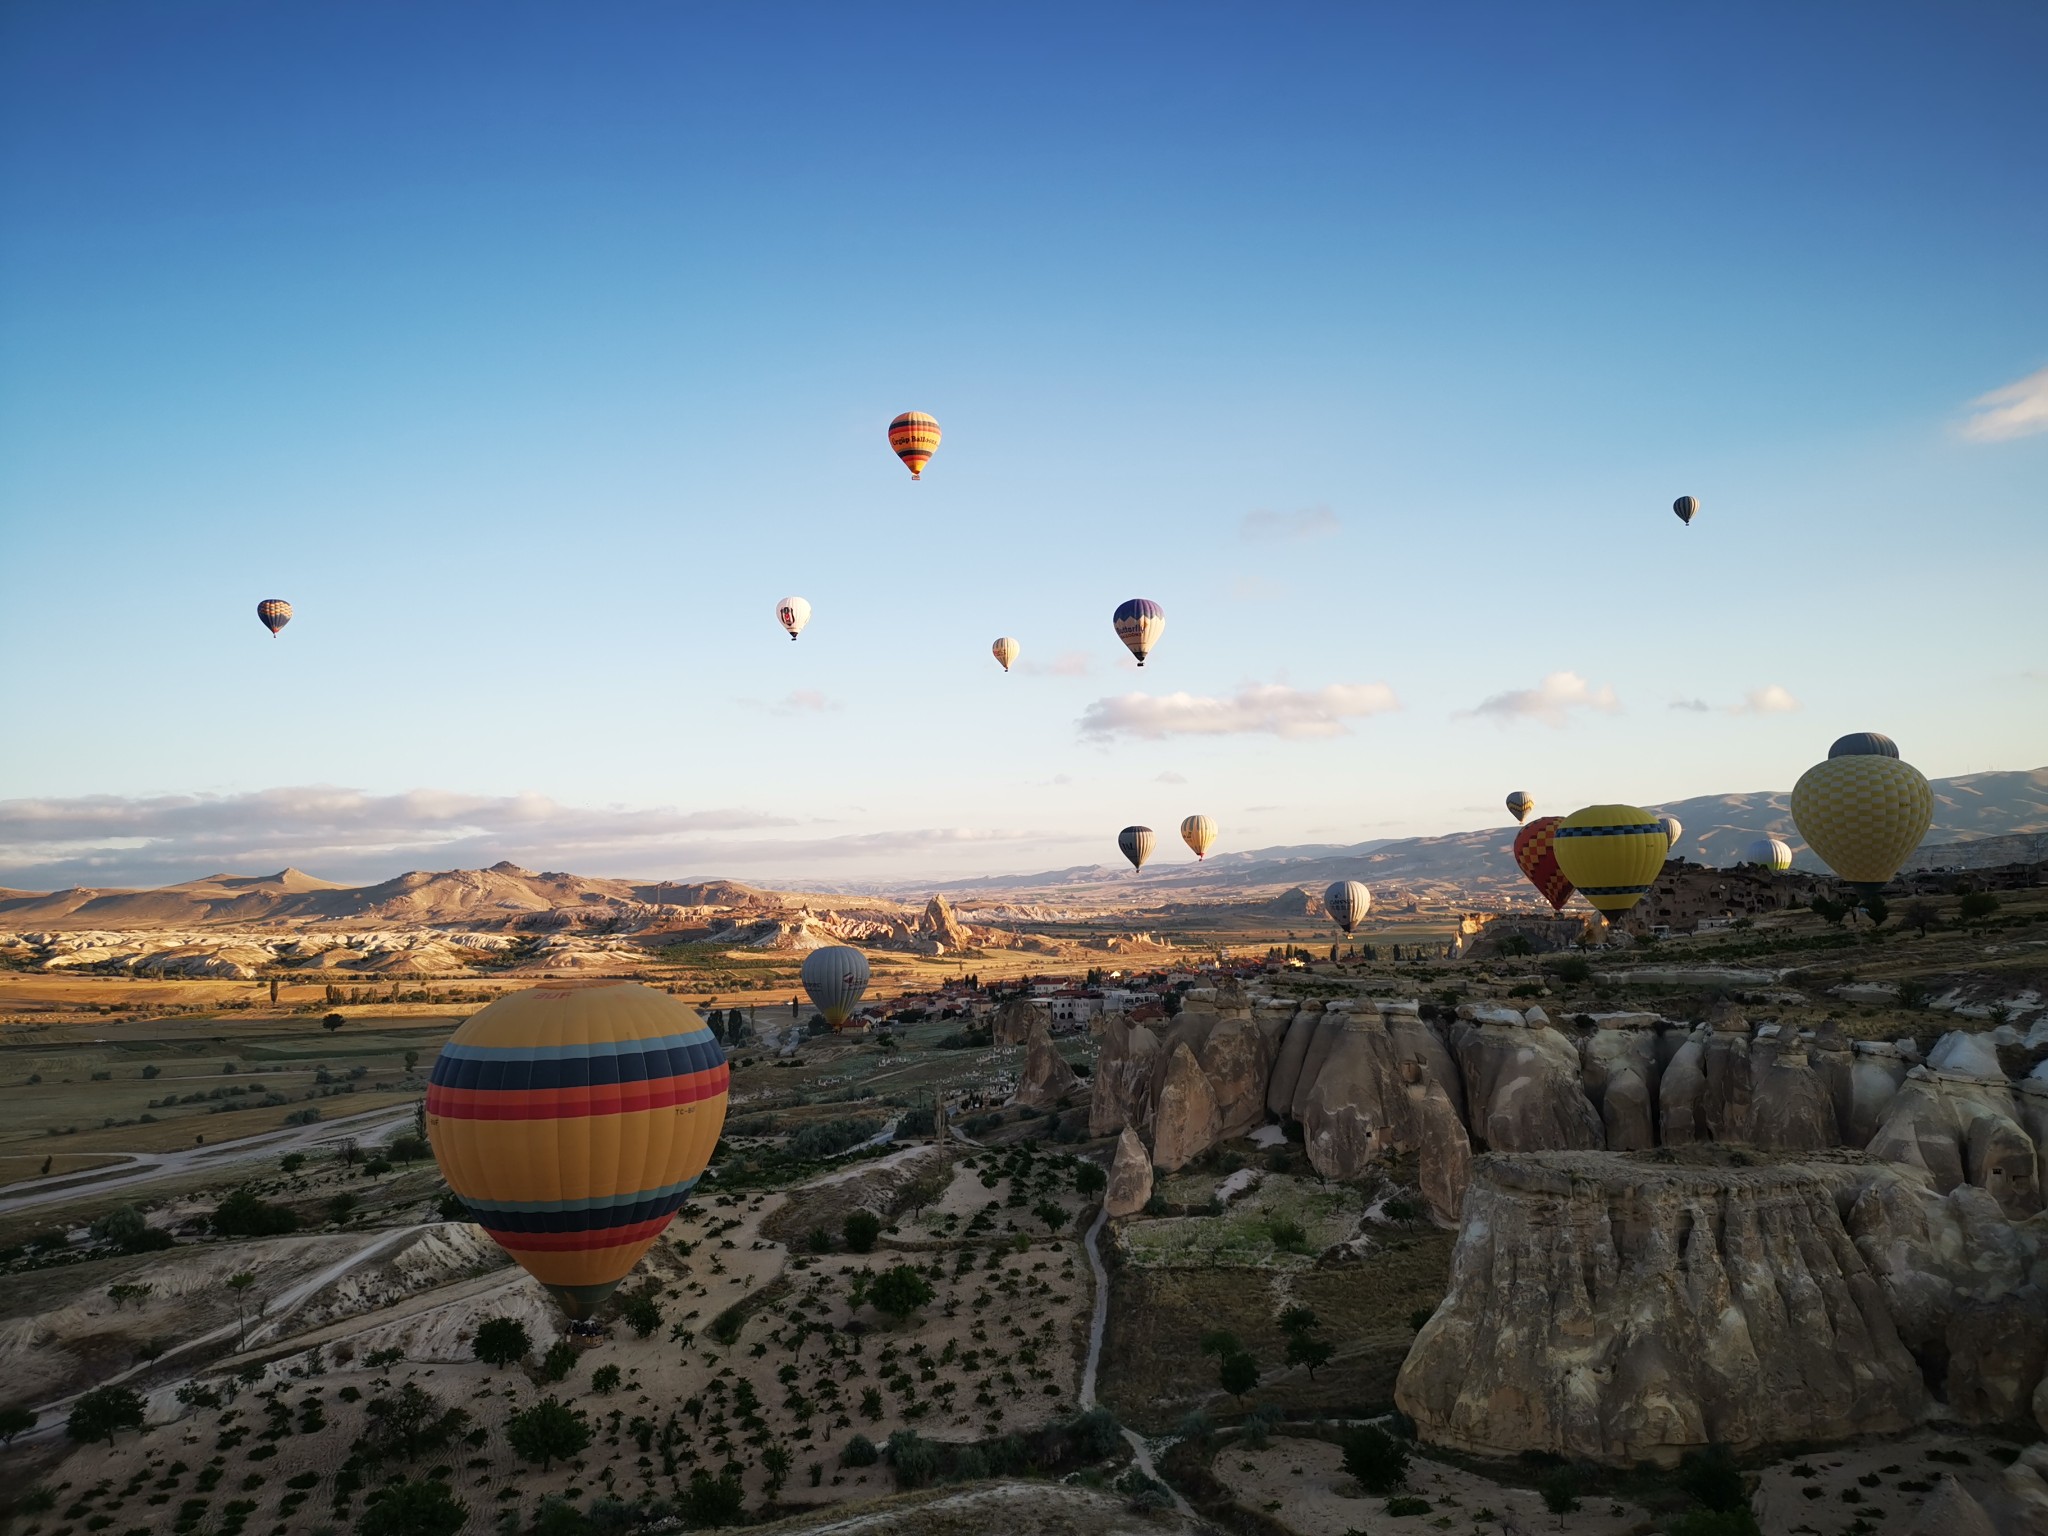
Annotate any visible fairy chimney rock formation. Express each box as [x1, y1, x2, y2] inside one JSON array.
[[1104, 1125, 1153, 1218], [1009, 1020, 1081, 1111], [1449, 1004, 1603, 1152], [1150, 1041, 1224, 1172]]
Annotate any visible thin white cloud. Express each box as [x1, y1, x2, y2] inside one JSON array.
[[1669, 698, 1710, 713], [1240, 505, 1340, 542], [1728, 684, 1802, 716], [1078, 682, 1399, 741], [1959, 365, 2048, 442], [1464, 672, 1620, 728], [779, 689, 839, 713], [1154, 771, 1188, 784], [1021, 650, 1092, 678]]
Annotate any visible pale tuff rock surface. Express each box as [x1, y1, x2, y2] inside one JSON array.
[[1299, 1002, 1472, 1223], [1104, 1125, 1153, 1219], [1396, 1152, 1927, 1464], [1867, 1069, 2044, 1218], [1264, 1005, 1322, 1118], [1150, 1042, 1223, 1173], [1009, 1020, 1081, 1111], [1088, 1017, 1162, 1137], [1930, 1028, 2009, 1080], [1907, 1475, 2000, 1536], [991, 996, 1043, 1048], [1747, 1040, 1839, 1151], [1579, 1023, 1660, 1152], [914, 893, 972, 952], [1448, 1006, 1603, 1152]]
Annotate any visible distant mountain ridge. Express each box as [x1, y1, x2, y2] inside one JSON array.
[[2, 769, 2041, 926]]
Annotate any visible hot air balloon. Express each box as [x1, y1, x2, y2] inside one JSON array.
[[1743, 837, 1792, 872], [776, 596, 811, 641], [1790, 732, 1932, 894], [1506, 791, 1534, 824], [1655, 814, 1683, 852], [801, 946, 871, 1031], [1829, 732, 1898, 760], [1550, 805, 1668, 921], [257, 599, 293, 637], [426, 980, 728, 1319], [1673, 496, 1699, 526], [888, 411, 941, 479], [1180, 815, 1216, 860], [1112, 599, 1165, 666], [1117, 826, 1155, 871], [1323, 880, 1371, 935], [1512, 817, 1575, 912], [992, 637, 1020, 672]]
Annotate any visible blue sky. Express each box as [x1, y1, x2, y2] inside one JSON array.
[[3, 2, 2044, 888]]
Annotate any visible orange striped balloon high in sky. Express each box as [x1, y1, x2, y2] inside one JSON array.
[[257, 599, 292, 637], [426, 981, 728, 1320], [888, 411, 941, 479]]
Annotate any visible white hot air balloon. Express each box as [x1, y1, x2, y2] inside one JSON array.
[[1323, 880, 1371, 935], [776, 597, 811, 641], [991, 637, 1020, 672]]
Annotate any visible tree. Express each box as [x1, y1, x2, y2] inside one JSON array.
[[1904, 899, 1939, 936], [1340, 1425, 1407, 1494], [868, 1265, 934, 1323], [1860, 895, 1889, 929], [227, 1271, 259, 1345], [761, 1444, 793, 1495], [403, 1049, 421, 1072], [1959, 891, 2000, 922], [329, 1191, 361, 1223], [506, 1396, 590, 1471], [1197, 1329, 1241, 1358], [1033, 1199, 1068, 1232], [67, 1385, 145, 1447], [1284, 1334, 1335, 1378], [1539, 1467, 1582, 1527], [1677, 1444, 1749, 1513], [590, 1363, 621, 1395], [1218, 1350, 1259, 1402], [681, 1470, 746, 1526], [541, 1340, 578, 1382], [620, 1293, 663, 1339], [281, 1152, 306, 1174], [0, 1404, 36, 1446], [1073, 1161, 1107, 1199], [842, 1210, 882, 1254], [472, 1316, 532, 1368], [211, 1187, 298, 1237], [355, 1477, 469, 1536], [1275, 1304, 1319, 1337], [360, 1382, 472, 1462], [388, 1134, 429, 1165], [323, 1013, 345, 1032]]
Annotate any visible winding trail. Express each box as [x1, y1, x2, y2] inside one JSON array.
[[1080, 1203, 1201, 1523]]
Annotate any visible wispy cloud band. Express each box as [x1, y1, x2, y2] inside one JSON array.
[[1078, 682, 1398, 740]]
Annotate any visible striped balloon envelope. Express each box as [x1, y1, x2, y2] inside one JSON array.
[[888, 411, 941, 479], [1505, 790, 1534, 824], [801, 946, 871, 1030], [256, 598, 293, 637], [1743, 836, 1793, 873], [1118, 825, 1155, 871], [1550, 804, 1668, 919], [1179, 814, 1216, 860], [426, 981, 728, 1319], [1323, 879, 1371, 935], [1512, 816, 1575, 912], [1112, 598, 1165, 665]]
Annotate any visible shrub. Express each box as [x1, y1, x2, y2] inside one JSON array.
[[842, 1210, 882, 1254], [868, 1265, 935, 1322], [355, 1477, 468, 1536], [841, 1434, 879, 1467], [1341, 1425, 1408, 1495], [1546, 955, 1592, 984], [1958, 892, 2000, 921], [505, 1397, 590, 1471], [680, 1470, 745, 1526], [887, 1429, 939, 1489], [470, 1317, 531, 1369], [541, 1340, 577, 1382], [806, 1227, 833, 1253], [1665, 1512, 1762, 1536], [590, 1364, 621, 1395], [788, 1117, 883, 1159], [211, 1188, 299, 1238], [1386, 1496, 1431, 1516], [1677, 1444, 1748, 1512], [619, 1293, 662, 1339]]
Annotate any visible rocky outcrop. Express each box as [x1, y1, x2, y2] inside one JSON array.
[[1009, 1021, 1081, 1111], [1298, 1002, 1472, 1223], [1150, 1042, 1224, 1172], [991, 997, 1042, 1047], [1397, 1152, 1927, 1464], [913, 894, 971, 952], [1174, 984, 1274, 1141], [1265, 1005, 1322, 1118], [1104, 1125, 1153, 1218], [1748, 1039, 1837, 1152], [1866, 1069, 2043, 1219], [1088, 1017, 1163, 1137], [1579, 1019, 1660, 1152], [1448, 1006, 1603, 1152], [1906, 1478, 1998, 1536]]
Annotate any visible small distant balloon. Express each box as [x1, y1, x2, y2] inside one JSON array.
[[1179, 815, 1216, 860], [801, 946, 871, 1031], [1323, 880, 1371, 935], [1505, 791, 1534, 824], [1113, 599, 1165, 666], [1117, 826, 1155, 872], [776, 596, 811, 641], [1673, 495, 1699, 526], [257, 599, 293, 637], [888, 411, 941, 480], [1743, 836, 1793, 873], [992, 637, 1020, 672], [1656, 814, 1683, 851]]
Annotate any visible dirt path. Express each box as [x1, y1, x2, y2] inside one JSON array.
[[1081, 1203, 1200, 1523], [0, 1103, 415, 1215]]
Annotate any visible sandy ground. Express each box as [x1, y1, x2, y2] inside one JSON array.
[[1749, 1427, 2045, 1535], [747, 1480, 1198, 1533], [1215, 1436, 1649, 1534]]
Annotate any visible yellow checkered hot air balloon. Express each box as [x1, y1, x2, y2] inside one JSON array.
[[427, 981, 728, 1319], [1550, 804, 1668, 921], [888, 411, 941, 479], [1790, 733, 1933, 893]]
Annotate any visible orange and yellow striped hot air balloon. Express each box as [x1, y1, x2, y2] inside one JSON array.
[[426, 980, 728, 1319], [888, 411, 941, 479]]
